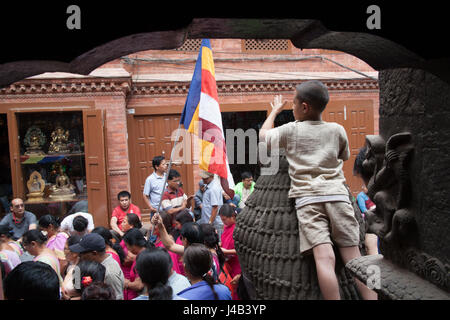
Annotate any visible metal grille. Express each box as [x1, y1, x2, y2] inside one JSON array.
[[243, 39, 291, 53], [174, 39, 202, 51]]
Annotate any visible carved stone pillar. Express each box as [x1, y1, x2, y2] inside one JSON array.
[[346, 68, 450, 299]]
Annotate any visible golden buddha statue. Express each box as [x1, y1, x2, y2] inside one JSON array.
[[48, 126, 70, 154], [49, 165, 76, 200]]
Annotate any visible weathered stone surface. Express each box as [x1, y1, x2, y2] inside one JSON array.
[[346, 255, 450, 300], [346, 68, 450, 298]]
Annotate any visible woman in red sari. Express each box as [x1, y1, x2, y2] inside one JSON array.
[[219, 204, 242, 300]]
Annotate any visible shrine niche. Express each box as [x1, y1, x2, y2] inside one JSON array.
[[26, 171, 45, 202]]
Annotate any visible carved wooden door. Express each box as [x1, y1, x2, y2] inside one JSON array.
[[83, 109, 109, 227], [322, 100, 374, 196], [128, 114, 194, 223]]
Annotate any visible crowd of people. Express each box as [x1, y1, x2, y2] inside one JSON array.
[[0, 158, 256, 300], [1, 80, 380, 301]]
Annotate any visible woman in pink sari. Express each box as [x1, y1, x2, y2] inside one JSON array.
[[219, 204, 242, 300], [39, 214, 69, 272], [39, 215, 69, 256], [153, 211, 184, 275]]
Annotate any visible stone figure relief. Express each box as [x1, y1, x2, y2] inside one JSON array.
[[363, 132, 417, 245]]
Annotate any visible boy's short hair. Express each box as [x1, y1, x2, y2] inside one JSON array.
[[168, 169, 181, 181], [117, 190, 131, 200], [295, 80, 329, 112], [152, 155, 165, 170], [73, 215, 89, 232], [241, 171, 253, 180]]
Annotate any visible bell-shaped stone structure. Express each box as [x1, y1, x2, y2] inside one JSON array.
[[234, 155, 366, 300]]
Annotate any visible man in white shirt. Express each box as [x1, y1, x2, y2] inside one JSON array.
[[60, 212, 94, 236]]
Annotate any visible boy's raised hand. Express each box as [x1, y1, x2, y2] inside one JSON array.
[[270, 95, 287, 114]]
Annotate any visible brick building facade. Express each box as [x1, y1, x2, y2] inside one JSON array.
[[0, 39, 379, 226]]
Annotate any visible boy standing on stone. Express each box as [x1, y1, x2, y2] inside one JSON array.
[[259, 80, 376, 300]]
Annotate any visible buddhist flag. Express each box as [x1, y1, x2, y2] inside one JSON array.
[[180, 39, 235, 194]]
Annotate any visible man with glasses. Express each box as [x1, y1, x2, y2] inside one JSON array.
[[0, 198, 37, 241]]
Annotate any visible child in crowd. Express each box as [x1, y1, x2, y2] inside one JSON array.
[[219, 204, 242, 300]]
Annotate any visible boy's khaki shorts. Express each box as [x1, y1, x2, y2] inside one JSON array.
[[295, 201, 360, 254]]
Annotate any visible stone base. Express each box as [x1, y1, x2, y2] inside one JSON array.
[[346, 254, 450, 300]]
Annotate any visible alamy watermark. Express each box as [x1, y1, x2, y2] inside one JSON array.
[[66, 5, 81, 30]]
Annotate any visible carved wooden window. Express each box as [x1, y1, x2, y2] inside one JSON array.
[[174, 39, 202, 52], [242, 39, 292, 54]]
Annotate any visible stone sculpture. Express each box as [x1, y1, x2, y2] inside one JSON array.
[[347, 129, 450, 299]]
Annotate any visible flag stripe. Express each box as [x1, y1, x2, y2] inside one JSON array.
[[201, 69, 219, 102], [201, 46, 215, 76], [198, 93, 223, 133]]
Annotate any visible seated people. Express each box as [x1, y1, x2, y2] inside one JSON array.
[[110, 191, 142, 237], [0, 198, 37, 241]]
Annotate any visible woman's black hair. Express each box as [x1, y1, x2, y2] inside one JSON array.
[[175, 209, 194, 225], [180, 222, 204, 246], [74, 260, 107, 295], [91, 226, 126, 265], [172, 209, 194, 240], [0, 225, 14, 238], [200, 223, 225, 275], [218, 203, 236, 218], [158, 211, 173, 235], [4, 261, 60, 300], [123, 228, 154, 249], [135, 247, 173, 300], [38, 214, 60, 229], [183, 243, 219, 300], [125, 213, 142, 229], [22, 229, 47, 245], [81, 281, 115, 300]]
